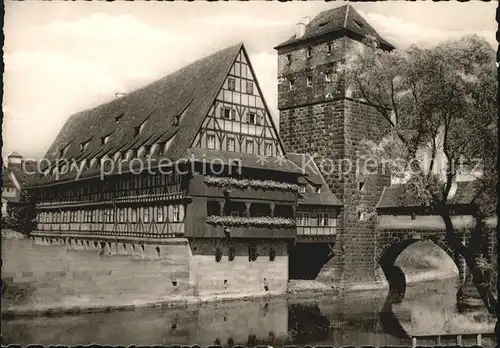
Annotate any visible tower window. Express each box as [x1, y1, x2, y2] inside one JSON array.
[[289, 79, 295, 91], [228, 77, 236, 91], [246, 81, 254, 95], [325, 71, 332, 82], [306, 47, 312, 58], [358, 181, 365, 191], [306, 76, 313, 87], [326, 43, 332, 54]]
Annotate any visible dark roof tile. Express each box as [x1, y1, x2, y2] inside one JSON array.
[[275, 4, 394, 50]]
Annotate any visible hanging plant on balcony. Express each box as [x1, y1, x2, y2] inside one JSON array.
[[206, 215, 296, 228], [204, 176, 298, 192]]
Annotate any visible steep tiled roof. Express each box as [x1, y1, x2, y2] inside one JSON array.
[[31, 43, 249, 186], [287, 153, 342, 206], [377, 181, 480, 209], [274, 4, 394, 50]]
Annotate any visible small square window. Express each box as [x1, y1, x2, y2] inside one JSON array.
[[286, 54, 292, 64], [246, 81, 254, 95], [222, 108, 232, 119], [247, 112, 256, 124], [299, 185, 306, 194], [316, 187, 321, 194], [306, 47, 312, 58], [228, 77, 236, 91], [306, 76, 312, 87], [289, 79, 295, 91]]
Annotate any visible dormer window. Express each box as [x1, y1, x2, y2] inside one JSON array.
[[353, 20, 364, 28], [114, 113, 124, 123], [158, 142, 166, 155], [101, 135, 110, 145], [306, 47, 312, 58], [134, 120, 146, 137], [80, 141, 90, 152]]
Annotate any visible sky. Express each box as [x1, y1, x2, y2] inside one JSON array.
[[2, 1, 497, 160]]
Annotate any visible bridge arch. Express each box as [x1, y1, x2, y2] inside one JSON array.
[[376, 235, 462, 300]]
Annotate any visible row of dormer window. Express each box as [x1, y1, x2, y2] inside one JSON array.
[[47, 139, 175, 178], [38, 205, 183, 224], [286, 42, 334, 64], [61, 111, 184, 159]]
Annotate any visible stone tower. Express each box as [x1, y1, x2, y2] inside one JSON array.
[[274, 4, 394, 287]]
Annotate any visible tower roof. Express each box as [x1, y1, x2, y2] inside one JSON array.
[[274, 4, 394, 50]]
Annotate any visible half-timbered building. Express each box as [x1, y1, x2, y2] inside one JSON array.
[[27, 43, 340, 296]]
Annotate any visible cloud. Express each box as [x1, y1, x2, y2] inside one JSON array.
[[359, 10, 496, 48]]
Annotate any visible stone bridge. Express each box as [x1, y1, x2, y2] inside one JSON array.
[[375, 215, 497, 303]]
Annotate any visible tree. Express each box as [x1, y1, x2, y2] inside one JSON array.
[[6, 189, 37, 235], [340, 35, 497, 314]]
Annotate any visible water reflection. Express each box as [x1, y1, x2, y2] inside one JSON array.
[[2, 278, 494, 347]]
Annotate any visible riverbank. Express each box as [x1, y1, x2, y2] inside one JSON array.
[[3, 270, 460, 319], [2, 230, 461, 319]]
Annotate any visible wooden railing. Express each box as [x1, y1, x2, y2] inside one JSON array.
[[411, 331, 495, 347]]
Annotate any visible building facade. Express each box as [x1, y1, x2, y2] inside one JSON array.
[[26, 43, 319, 297]]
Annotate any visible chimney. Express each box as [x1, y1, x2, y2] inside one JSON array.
[[295, 21, 306, 39], [303, 16, 311, 25]]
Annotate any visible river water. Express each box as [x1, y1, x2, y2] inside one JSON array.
[[2, 277, 495, 347]]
